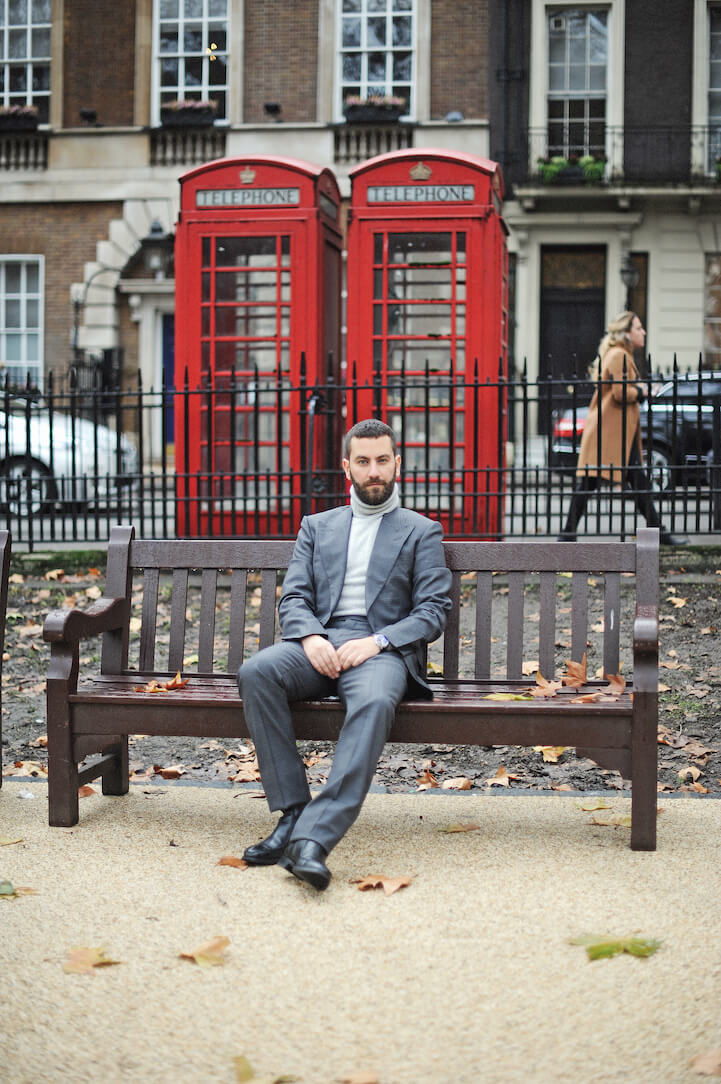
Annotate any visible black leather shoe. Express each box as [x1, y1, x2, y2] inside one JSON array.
[[278, 839, 331, 891], [660, 532, 689, 546], [242, 804, 307, 866], [556, 533, 576, 542]]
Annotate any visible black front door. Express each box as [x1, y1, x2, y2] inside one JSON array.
[[538, 246, 606, 432]]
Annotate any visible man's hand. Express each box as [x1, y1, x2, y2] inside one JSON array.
[[336, 636, 381, 671], [302, 634, 341, 678]]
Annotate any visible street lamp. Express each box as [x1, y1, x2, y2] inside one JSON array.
[[137, 218, 174, 279], [620, 254, 640, 311]]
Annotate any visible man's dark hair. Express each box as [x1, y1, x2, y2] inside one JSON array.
[[343, 418, 398, 458]]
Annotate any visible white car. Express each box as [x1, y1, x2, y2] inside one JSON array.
[[0, 397, 138, 517]]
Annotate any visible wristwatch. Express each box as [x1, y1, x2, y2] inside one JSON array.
[[374, 633, 390, 651]]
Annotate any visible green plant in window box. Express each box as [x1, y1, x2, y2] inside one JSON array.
[[536, 153, 605, 184]]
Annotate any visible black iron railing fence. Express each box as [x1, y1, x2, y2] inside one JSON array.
[[2, 359, 720, 550]]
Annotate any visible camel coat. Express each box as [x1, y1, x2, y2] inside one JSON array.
[[576, 345, 644, 483]]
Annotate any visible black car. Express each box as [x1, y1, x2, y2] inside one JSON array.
[[549, 373, 721, 490]]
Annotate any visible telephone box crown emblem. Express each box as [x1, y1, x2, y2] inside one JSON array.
[[239, 167, 256, 184], [409, 161, 432, 181]]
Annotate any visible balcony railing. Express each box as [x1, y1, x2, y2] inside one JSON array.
[[525, 126, 721, 186], [150, 125, 227, 167], [0, 129, 48, 170], [333, 120, 414, 165]]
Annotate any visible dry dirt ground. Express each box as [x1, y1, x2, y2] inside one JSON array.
[[2, 549, 721, 798]]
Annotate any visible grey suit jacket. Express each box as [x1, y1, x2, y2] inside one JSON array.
[[278, 504, 453, 699]]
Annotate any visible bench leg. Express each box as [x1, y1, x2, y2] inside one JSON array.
[[47, 649, 80, 827], [47, 730, 80, 828], [631, 694, 658, 851], [101, 737, 129, 796]]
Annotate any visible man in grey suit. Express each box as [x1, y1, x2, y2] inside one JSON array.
[[237, 418, 452, 890]]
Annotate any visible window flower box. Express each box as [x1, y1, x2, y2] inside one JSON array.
[[536, 153, 606, 185], [160, 99, 218, 128], [0, 105, 39, 131], [343, 95, 406, 124]]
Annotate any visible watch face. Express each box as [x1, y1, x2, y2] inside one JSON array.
[[375, 634, 389, 649]]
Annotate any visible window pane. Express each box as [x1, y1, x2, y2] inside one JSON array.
[[184, 57, 202, 86], [9, 0, 28, 24], [343, 0, 361, 10], [160, 27, 179, 53], [9, 29, 27, 58], [342, 17, 361, 47], [368, 0, 387, 12], [6, 265, 21, 293], [393, 51, 411, 80], [184, 0, 202, 16], [9, 66, 27, 91], [31, 27, 49, 57], [392, 16, 411, 46], [32, 0, 50, 21], [5, 299, 21, 327], [31, 63, 49, 91], [367, 17, 386, 47], [160, 0, 179, 16], [184, 25, 203, 52], [343, 53, 361, 80], [368, 52, 386, 82], [209, 0, 227, 14]]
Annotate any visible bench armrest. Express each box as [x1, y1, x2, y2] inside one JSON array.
[[43, 597, 129, 644], [632, 603, 659, 693]]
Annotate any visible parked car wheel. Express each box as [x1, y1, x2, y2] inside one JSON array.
[[0, 456, 58, 516], [647, 445, 671, 492]]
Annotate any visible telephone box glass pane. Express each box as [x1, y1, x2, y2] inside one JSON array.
[[371, 228, 468, 497], [199, 233, 293, 506]]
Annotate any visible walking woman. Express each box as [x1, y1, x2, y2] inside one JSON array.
[[558, 310, 687, 545]]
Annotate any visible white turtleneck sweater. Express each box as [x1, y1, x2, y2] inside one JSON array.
[[332, 485, 400, 617]]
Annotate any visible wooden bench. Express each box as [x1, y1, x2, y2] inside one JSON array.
[[0, 530, 11, 787], [44, 524, 660, 849]]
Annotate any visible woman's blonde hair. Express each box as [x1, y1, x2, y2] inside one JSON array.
[[588, 310, 636, 378]]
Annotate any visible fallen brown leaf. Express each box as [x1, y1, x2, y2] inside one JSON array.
[[62, 945, 121, 974], [78, 784, 97, 797], [180, 935, 230, 967], [440, 776, 472, 790], [533, 745, 567, 763], [604, 672, 625, 696], [688, 1048, 721, 1076], [562, 652, 587, 687], [485, 764, 516, 787], [351, 874, 411, 896], [217, 855, 249, 869]]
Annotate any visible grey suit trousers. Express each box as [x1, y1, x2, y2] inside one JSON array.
[[237, 616, 408, 854]]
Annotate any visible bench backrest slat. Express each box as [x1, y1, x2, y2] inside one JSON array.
[[507, 571, 525, 679], [259, 569, 279, 648], [139, 568, 160, 671], [475, 571, 493, 679], [227, 569, 248, 675], [538, 572, 557, 679], [603, 571, 621, 675], [168, 568, 189, 672], [571, 572, 589, 663], [443, 571, 462, 679], [198, 568, 218, 672]]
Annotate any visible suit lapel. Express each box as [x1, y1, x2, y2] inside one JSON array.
[[365, 508, 411, 611], [317, 506, 352, 610]]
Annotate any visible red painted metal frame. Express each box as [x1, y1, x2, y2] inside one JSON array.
[[346, 149, 508, 538], [174, 156, 342, 536]]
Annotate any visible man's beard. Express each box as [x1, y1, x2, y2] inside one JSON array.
[[350, 471, 396, 506]]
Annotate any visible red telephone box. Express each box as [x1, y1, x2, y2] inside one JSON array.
[[174, 156, 342, 536], [346, 149, 508, 538]]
